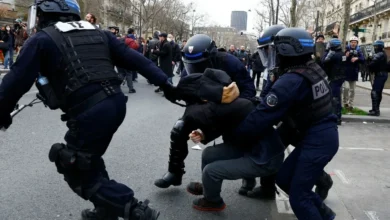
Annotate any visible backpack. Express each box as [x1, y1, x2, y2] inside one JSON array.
[[125, 37, 139, 50]]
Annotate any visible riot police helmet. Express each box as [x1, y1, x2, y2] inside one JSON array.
[[373, 40, 385, 53], [273, 27, 314, 57], [256, 25, 285, 71], [328, 39, 342, 51], [27, 0, 81, 34], [182, 34, 217, 74], [257, 25, 285, 48]]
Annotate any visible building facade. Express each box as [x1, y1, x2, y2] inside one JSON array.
[[323, 0, 390, 46], [231, 11, 247, 31]]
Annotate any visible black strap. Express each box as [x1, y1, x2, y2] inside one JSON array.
[[42, 26, 68, 57], [67, 85, 122, 117]]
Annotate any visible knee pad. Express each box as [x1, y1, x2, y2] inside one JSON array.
[[371, 90, 378, 98], [171, 119, 189, 141]]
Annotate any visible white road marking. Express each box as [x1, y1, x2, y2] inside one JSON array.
[[275, 188, 294, 214], [335, 169, 350, 184], [339, 147, 385, 151], [365, 211, 379, 220], [25, 90, 38, 95]]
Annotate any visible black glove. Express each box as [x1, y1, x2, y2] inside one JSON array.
[[0, 112, 12, 130], [160, 81, 177, 103]]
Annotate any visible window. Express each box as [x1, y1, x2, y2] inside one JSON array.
[[359, 3, 362, 9]]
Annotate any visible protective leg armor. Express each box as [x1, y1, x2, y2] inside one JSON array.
[[155, 119, 189, 188], [368, 91, 380, 116]]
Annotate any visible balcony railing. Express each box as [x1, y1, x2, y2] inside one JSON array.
[[350, 0, 390, 24]]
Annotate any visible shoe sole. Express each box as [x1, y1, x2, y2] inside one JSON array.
[[192, 203, 226, 212], [154, 180, 181, 189], [186, 188, 203, 196]]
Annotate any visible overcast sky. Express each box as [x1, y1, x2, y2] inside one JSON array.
[[182, 0, 260, 34]]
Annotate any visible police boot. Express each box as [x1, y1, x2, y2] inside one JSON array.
[[81, 207, 118, 220], [238, 178, 256, 196], [318, 203, 336, 220], [368, 91, 380, 116], [245, 186, 276, 199], [154, 148, 185, 188], [125, 199, 160, 220], [315, 172, 333, 200]]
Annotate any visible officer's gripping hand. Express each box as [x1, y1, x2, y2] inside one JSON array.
[[0, 112, 12, 130], [160, 82, 177, 103], [222, 82, 240, 104]]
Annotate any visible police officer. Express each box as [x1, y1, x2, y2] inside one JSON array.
[[244, 26, 334, 201], [234, 28, 338, 219], [368, 40, 388, 116], [154, 34, 256, 188], [0, 1, 175, 219], [258, 25, 285, 98], [323, 39, 346, 125]]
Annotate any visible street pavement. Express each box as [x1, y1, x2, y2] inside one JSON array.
[[0, 75, 389, 220]]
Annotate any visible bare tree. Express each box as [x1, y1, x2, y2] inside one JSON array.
[[255, 0, 282, 26]]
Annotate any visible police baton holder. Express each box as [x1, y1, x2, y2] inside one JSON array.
[[10, 94, 43, 118]]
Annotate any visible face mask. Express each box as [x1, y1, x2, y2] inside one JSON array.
[[167, 38, 172, 42], [6, 27, 10, 31]]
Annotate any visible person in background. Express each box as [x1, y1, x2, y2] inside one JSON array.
[[228, 45, 237, 57], [343, 36, 364, 110], [314, 34, 326, 66], [3, 25, 14, 69], [251, 48, 265, 91], [168, 34, 181, 76], [152, 32, 173, 92], [0, 26, 10, 69], [237, 46, 248, 68], [177, 39, 187, 77], [85, 13, 99, 28]]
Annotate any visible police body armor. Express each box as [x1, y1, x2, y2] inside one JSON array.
[[286, 61, 333, 132], [372, 52, 388, 75], [41, 21, 121, 113], [327, 51, 346, 81]]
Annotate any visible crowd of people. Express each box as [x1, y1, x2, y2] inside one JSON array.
[[0, 1, 388, 219], [0, 19, 29, 70]]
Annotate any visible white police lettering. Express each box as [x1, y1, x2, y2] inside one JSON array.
[[342, 56, 346, 62], [55, 21, 95, 32], [312, 80, 329, 100]]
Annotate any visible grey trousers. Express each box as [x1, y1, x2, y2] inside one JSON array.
[[125, 71, 134, 90], [201, 143, 284, 202]]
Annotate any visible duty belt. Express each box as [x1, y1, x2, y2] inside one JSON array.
[[66, 81, 122, 118]]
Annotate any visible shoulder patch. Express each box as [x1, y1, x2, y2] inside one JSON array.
[[266, 94, 278, 107], [55, 21, 96, 32], [312, 80, 329, 100]]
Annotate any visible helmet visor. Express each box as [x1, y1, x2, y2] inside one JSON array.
[[27, 5, 37, 36], [184, 59, 211, 74], [259, 45, 277, 70]]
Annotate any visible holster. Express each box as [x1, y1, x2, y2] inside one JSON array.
[[49, 143, 92, 171]]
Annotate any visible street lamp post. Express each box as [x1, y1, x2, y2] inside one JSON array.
[[191, 10, 196, 36]]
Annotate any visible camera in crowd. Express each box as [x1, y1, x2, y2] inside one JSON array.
[[348, 49, 359, 57]]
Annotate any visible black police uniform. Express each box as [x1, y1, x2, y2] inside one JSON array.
[[368, 41, 388, 116], [322, 39, 346, 123], [234, 28, 338, 220], [154, 35, 256, 188], [0, 20, 170, 219]]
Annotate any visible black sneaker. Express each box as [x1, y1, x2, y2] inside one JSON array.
[[187, 182, 203, 195], [81, 208, 118, 220], [192, 198, 226, 212], [129, 89, 136, 93]]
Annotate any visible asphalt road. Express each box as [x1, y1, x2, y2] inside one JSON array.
[[0, 75, 389, 220]]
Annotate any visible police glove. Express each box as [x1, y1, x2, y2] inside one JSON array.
[[0, 112, 12, 130], [160, 82, 177, 103]]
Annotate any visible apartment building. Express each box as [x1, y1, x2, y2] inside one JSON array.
[[324, 0, 390, 46]]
